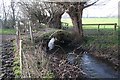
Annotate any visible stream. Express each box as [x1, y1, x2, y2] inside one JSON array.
[[67, 52, 120, 78]]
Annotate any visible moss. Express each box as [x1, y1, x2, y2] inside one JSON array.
[[34, 30, 74, 48], [34, 30, 55, 44], [49, 30, 74, 46]]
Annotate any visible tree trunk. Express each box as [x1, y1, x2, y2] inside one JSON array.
[[16, 21, 20, 50], [2, 0, 7, 29], [11, 0, 16, 29], [48, 14, 62, 29], [67, 5, 84, 41]]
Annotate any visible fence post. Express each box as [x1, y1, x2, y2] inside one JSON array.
[[19, 40, 22, 76], [98, 24, 100, 31], [114, 23, 117, 31], [29, 21, 34, 44]]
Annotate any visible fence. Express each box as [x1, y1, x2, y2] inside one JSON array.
[[62, 22, 118, 31], [82, 23, 118, 31]]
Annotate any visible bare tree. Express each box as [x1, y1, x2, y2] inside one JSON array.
[[2, 0, 8, 28], [18, 1, 65, 29], [45, 2, 65, 29], [1, 0, 19, 29], [19, 0, 99, 40], [11, 0, 16, 28], [57, 0, 99, 40]]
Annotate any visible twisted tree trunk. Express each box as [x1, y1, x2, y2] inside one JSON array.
[[48, 13, 64, 29], [67, 4, 84, 41]]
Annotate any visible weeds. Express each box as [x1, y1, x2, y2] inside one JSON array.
[[13, 40, 21, 78]]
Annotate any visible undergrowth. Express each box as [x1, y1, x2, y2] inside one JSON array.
[[13, 40, 21, 78]]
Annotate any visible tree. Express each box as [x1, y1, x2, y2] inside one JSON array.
[[11, 0, 16, 28], [46, 2, 65, 29], [2, 0, 8, 28], [1, 0, 19, 29], [18, 0, 99, 41], [18, 1, 65, 29], [58, 0, 98, 41]]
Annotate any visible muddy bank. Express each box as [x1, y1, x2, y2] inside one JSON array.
[[48, 51, 87, 78], [23, 31, 87, 78], [0, 35, 15, 41]]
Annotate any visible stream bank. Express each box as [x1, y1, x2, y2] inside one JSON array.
[[82, 29, 119, 71], [81, 43, 119, 71], [22, 28, 119, 78], [80, 52, 119, 78]]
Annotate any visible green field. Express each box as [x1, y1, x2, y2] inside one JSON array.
[[0, 29, 16, 35], [0, 18, 118, 34], [61, 18, 118, 29]]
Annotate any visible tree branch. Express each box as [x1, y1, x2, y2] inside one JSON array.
[[83, 0, 99, 8]]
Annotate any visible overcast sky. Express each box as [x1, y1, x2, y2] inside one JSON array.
[[0, 0, 120, 18], [62, 0, 120, 18], [83, 0, 119, 17]]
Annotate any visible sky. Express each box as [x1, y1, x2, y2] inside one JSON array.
[[83, 0, 119, 17], [0, 0, 120, 18], [0, 0, 20, 18], [62, 0, 120, 18]]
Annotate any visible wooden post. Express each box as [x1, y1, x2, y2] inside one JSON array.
[[98, 24, 100, 31], [29, 21, 33, 44], [19, 40, 22, 76], [114, 23, 117, 31]]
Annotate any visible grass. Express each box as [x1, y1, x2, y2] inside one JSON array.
[[59, 18, 119, 48], [62, 17, 118, 50], [82, 28, 119, 69], [84, 29, 118, 46], [0, 29, 16, 35]]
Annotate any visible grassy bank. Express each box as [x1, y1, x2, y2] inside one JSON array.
[[82, 29, 118, 69], [0, 29, 16, 35]]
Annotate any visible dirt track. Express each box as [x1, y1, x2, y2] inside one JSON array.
[[0, 35, 16, 42]]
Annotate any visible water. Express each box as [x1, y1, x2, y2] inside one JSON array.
[[67, 52, 120, 78], [67, 53, 76, 64]]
